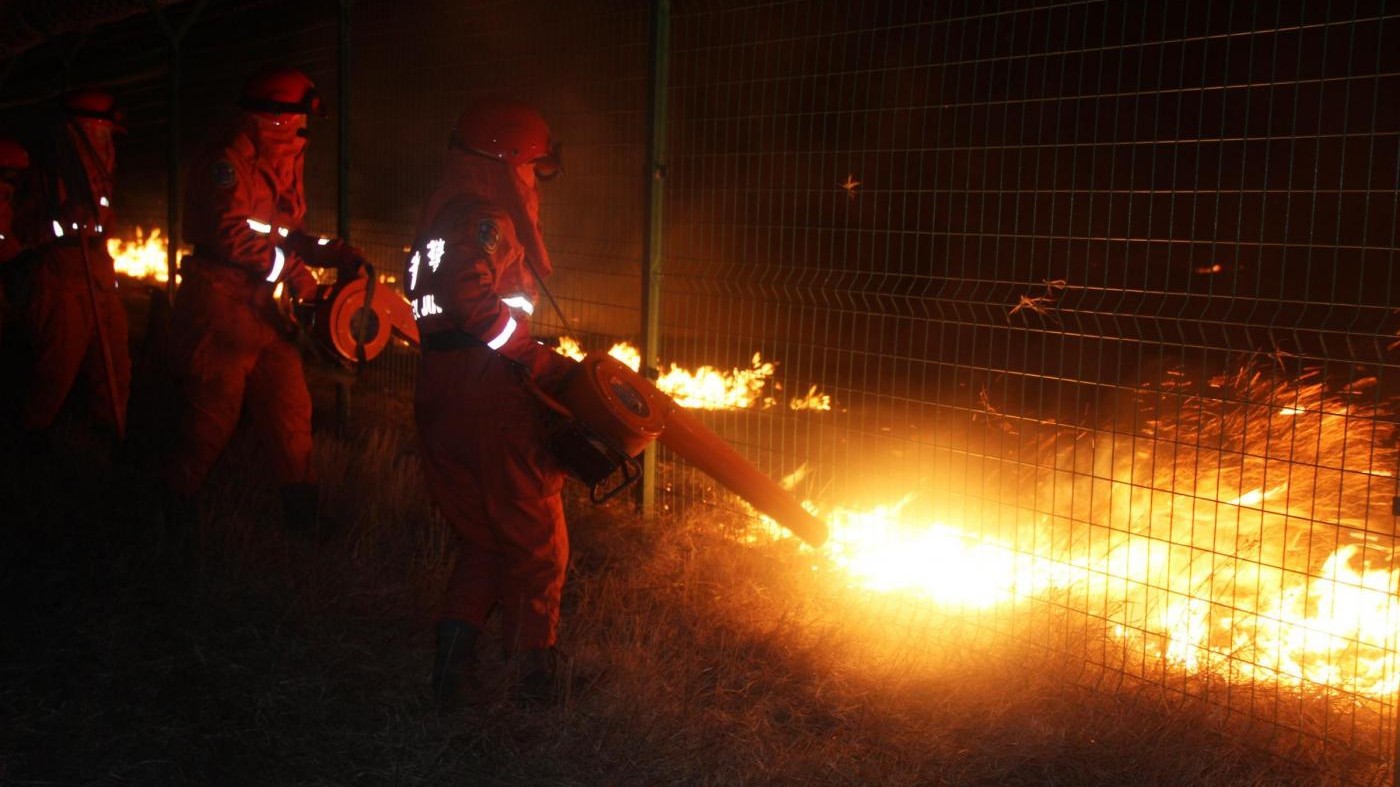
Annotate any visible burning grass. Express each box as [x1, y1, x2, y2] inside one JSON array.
[[719, 359, 1400, 702], [0, 402, 1388, 784], [555, 335, 831, 412], [108, 226, 181, 283], [1021, 363, 1400, 698]]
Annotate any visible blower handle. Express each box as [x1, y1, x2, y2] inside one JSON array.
[[352, 260, 375, 371], [521, 364, 644, 504], [591, 455, 642, 504]]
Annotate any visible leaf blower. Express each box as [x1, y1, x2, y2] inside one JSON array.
[[310, 266, 419, 365], [310, 259, 827, 547], [537, 351, 829, 548]]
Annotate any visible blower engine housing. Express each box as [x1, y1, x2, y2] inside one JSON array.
[[545, 352, 670, 503], [312, 274, 419, 364], [545, 352, 829, 547]]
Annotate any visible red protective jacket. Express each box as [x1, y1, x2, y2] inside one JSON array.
[[407, 195, 566, 382], [410, 177, 576, 650], [164, 115, 316, 496]]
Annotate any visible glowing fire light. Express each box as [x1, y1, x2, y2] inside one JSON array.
[[105, 227, 395, 288], [107, 227, 176, 283], [788, 385, 832, 412], [556, 336, 830, 411], [744, 367, 1400, 699]]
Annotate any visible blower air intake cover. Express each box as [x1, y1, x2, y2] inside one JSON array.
[[314, 275, 418, 363], [545, 353, 668, 503], [553, 352, 671, 456]]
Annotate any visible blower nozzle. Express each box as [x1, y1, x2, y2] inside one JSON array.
[[549, 352, 829, 547]]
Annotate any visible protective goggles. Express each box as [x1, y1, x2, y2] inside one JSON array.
[[533, 141, 563, 182], [67, 106, 127, 134], [452, 136, 563, 181], [239, 88, 327, 119]]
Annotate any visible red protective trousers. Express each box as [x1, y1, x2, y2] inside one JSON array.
[[164, 260, 312, 497], [22, 239, 130, 432], [415, 344, 568, 651]]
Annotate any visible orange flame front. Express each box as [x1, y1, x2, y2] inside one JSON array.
[[107, 227, 176, 283], [743, 368, 1399, 699], [555, 337, 830, 412]]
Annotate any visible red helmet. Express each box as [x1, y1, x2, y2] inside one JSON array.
[[451, 98, 561, 179], [239, 66, 326, 117], [0, 137, 29, 171], [64, 88, 126, 133]]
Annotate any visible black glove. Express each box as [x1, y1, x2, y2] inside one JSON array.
[[535, 349, 581, 395], [282, 255, 319, 301], [321, 239, 366, 279], [286, 230, 364, 278]]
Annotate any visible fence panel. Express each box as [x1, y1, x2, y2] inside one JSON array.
[[660, 0, 1400, 780]]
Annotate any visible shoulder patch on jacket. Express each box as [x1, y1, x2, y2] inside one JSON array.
[[211, 159, 237, 189], [477, 219, 500, 254]]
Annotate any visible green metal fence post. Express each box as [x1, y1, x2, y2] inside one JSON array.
[[640, 0, 670, 515], [149, 0, 209, 297], [337, 0, 352, 241]]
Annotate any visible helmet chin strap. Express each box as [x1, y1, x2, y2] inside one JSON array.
[[502, 165, 569, 329], [519, 249, 571, 332]]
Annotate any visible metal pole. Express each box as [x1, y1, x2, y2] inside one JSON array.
[[58, 30, 91, 93], [0, 56, 20, 95], [77, 229, 125, 439], [165, 43, 180, 295], [149, 0, 209, 297], [639, 0, 670, 514], [337, 0, 352, 241]]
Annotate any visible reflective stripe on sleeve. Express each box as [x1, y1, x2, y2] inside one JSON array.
[[501, 295, 535, 315], [247, 218, 273, 234], [265, 247, 286, 283], [486, 315, 518, 350]]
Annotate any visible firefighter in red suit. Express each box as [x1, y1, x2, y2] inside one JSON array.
[[0, 137, 30, 348], [19, 90, 129, 442], [165, 66, 360, 531], [408, 98, 577, 707]]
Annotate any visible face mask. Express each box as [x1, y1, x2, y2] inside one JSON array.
[[244, 112, 309, 224]]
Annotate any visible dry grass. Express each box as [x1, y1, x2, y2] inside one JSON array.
[[0, 370, 1393, 785]]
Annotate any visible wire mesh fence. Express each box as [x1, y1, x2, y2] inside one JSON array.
[[4, 0, 1398, 781], [660, 0, 1400, 779]]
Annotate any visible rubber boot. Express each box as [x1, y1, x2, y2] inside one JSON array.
[[152, 483, 199, 578], [160, 487, 198, 534], [433, 620, 484, 711], [18, 427, 51, 459], [514, 646, 567, 707], [279, 482, 337, 540]]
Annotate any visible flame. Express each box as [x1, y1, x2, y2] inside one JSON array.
[[788, 384, 832, 412], [817, 501, 1079, 607], [556, 336, 829, 411], [743, 368, 1400, 699], [107, 227, 176, 283]]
